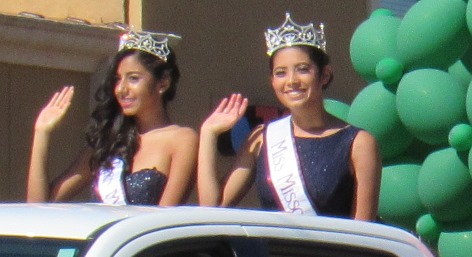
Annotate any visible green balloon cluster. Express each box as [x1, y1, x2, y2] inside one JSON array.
[[347, 1, 472, 256]]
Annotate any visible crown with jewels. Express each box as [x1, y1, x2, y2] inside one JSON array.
[[265, 13, 326, 56], [118, 30, 181, 62]]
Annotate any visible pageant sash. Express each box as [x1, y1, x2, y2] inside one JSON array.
[[265, 115, 317, 215], [96, 158, 127, 205]]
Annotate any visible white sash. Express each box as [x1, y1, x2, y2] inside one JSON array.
[[265, 115, 317, 215], [96, 158, 127, 205]]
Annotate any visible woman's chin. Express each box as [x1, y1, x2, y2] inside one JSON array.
[[121, 108, 137, 116]]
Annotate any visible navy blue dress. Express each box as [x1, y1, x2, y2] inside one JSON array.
[[255, 126, 361, 218], [92, 167, 168, 205]]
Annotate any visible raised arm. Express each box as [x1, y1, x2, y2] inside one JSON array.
[[197, 94, 248, 206], [27, 86, 92, 202], [351, 130, 382, 221]]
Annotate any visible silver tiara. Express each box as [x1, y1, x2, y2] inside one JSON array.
[[265, 13, 326, 56], [118, 30, 181, 62]]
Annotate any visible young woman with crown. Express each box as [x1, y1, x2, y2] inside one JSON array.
[[27, 30, 198, 206], [198, 13, 381, 221]]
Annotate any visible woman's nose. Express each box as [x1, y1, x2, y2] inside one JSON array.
[[116, 81, 128, 95], [288, 71, 299, 85]]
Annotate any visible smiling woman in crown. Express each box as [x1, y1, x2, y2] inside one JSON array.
[[27, 30, 198, 206], [198, 13, 382, 221]]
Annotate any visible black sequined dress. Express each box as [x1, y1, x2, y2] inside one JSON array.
[[92, 162, 168, 205], [255, 125, 361, 218]]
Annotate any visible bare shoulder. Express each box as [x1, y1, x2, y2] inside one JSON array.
[[165, 125, 199, 143], [147, 125, 197, 138], [353, 129, 378, 146], [143, 125, 198, 148], [170, 125, 198, 137], [351, 129, 380, 159]]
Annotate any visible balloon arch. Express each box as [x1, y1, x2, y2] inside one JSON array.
[[327, 0, 472, 256]]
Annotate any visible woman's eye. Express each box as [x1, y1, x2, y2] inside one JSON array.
[[128, 75, 140, 82], [296, 66, 310, 73], [274, 70, 286, 77]]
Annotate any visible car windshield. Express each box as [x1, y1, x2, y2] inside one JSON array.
[[0, 237, 87, 257]]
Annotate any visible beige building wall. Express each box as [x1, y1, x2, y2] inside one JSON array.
[[0, 0, 145, 29], [0, 0, 125, 24], [0, 1, 370, 206]]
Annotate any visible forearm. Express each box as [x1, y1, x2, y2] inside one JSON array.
[[197, 131, 222, 206], [353, 196, 379, 221], [27, 130, 52, 202]]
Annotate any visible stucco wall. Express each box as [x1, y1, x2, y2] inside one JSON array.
[[0, 0, 125, 24]]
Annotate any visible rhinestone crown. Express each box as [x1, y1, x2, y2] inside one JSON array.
[[265, 13, 326, 56], [118, 30, 181, 62]]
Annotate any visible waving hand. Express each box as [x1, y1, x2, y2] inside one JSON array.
[[35, 86, 74, 133], [201, 93, 248, 135]]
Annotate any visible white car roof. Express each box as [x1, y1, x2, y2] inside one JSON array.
[[0, 203, 430, 255], [0, 203, 161, 239]]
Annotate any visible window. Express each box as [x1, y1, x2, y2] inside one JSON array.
[[135, 237, 236, 257], [0, 237, 87, 257], [266, 238, 397, 257], [133, 235, 399, 257]]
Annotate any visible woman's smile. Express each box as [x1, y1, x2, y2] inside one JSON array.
[[118, 97, 136, 109]]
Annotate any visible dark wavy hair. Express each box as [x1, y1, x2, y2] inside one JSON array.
[[85, 48, 180, 173], [269, 45, 333, 89]]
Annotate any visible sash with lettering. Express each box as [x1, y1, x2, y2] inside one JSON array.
[[95, 158, 127, 205], [265, 115, 317, 215]]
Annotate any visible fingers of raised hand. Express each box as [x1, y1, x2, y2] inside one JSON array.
[[238, 97, 249, 116], [222, 93, 246, 114], [47, 86, 74, 109], [215, 97, 229, 113]]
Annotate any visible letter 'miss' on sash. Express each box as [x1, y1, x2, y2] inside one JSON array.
[[265, 116, 317, 215], [96, 158, 127, 205]]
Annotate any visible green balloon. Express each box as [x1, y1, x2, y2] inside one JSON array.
[[459, 45, 472, 73], [376, 57, 404, 85], [323, 99, 350, 122], [397, 0, 470, 70], [416, 214, 441, 247], [448, 59, 472, 88], [465, 80, 472, 124], [439, 230, 472, 257], [350, 12, 401, 82], [348, 81, 413, 159], [448, 123, 472, 151], [396, 69, 467, 145], [418, 148, 472, 222], [379, 164, 426, 231], [467, 1, 472, 36], [370, 8, 395, 18], [467, 144, 472, 171]]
